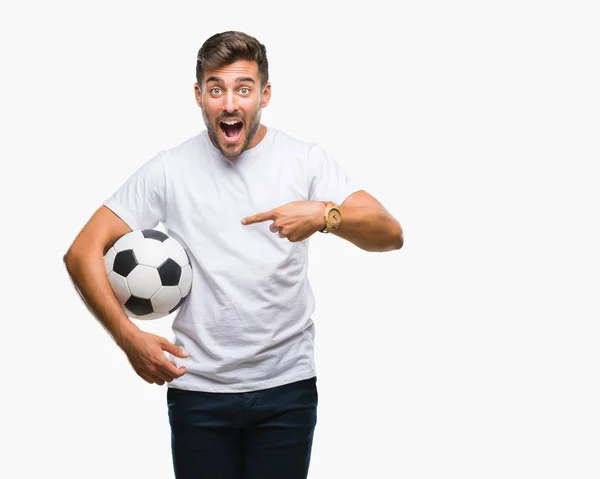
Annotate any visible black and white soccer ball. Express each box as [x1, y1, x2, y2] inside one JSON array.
[[104, 229, 192, 320]]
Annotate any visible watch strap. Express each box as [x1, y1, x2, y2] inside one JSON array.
[[320, 201, 339, 233]]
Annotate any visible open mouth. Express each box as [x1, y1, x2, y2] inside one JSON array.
[[219, 120, 244, 143]]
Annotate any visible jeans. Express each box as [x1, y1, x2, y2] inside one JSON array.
[[167, 376, 318, 479]]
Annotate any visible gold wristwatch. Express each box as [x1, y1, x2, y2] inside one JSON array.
[[319, 201, 342, 233]]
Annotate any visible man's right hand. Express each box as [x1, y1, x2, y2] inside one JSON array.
[[120, 330, 188, 385]]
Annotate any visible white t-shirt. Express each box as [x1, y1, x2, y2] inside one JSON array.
[[103, 126, 361, 392]]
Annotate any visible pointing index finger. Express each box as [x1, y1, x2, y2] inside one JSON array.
[[242, 210, 275, 225]]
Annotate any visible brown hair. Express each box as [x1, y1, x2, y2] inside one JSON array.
[[196, 31, 269, 87]]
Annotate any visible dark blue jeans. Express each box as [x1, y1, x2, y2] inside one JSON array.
[[167, 376, 318, 479]]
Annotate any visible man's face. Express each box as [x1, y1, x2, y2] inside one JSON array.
[[194, 60, 271, 158]]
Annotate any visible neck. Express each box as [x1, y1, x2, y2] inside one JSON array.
[[247, 124, 267, 150]]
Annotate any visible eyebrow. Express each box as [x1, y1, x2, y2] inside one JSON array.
[[205, 76, 256, 84]]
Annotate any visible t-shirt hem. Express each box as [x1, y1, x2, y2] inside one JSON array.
[[166, 369, 317, 394]]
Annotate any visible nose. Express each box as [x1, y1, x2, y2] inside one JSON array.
[[222, 92, 239, 113]]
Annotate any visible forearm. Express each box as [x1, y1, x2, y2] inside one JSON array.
[[64, 249, 140, 349], [332, 205, 403, 252]]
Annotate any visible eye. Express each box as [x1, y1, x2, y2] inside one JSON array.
[[210, 87, 221, 95], [239, 87, 250, 95]]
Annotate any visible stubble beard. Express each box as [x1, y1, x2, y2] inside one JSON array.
[[202, 104, 262, 158]]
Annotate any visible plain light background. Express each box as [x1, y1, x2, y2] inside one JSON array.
[[1, 1, 599, 478]]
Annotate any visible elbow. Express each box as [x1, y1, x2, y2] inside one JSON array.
[[63, 250, 75, 275], [392, 223, 404, 250], [395, 234, 404, 250], [372, 222, 403, 252], [63, 247, 81, 273], [392, 235, 403, 251], [64, 244, 77, 263], [372, 225, 403, 252]]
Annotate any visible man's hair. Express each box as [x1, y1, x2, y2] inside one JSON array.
[[196, 31, 269, 88]]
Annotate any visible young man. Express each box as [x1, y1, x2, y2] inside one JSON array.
[[64, 31, 403, 479]]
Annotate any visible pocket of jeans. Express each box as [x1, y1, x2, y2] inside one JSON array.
[[167, 386, 184, 409]]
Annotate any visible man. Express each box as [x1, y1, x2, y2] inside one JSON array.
[[64, 31, 403, 479]]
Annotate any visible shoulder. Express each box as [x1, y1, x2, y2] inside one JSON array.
[[157, 132, 206, 165], [268, 127, 326, 166], [269, 127, 315, 152]]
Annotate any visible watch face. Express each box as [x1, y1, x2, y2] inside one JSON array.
[[327, 208, 341, 226]]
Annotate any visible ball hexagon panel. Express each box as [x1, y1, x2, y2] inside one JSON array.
[[104, 247, 117, 274], [132, 239, 168, 268], [179, 264, 192, 297], [107, 272, 131, 304], [127, 265, 162, 298], [164, 237, 190, 268], [113, 230, 145, 253], [113, 250, 137, 277], [151, 286, 182, 313]]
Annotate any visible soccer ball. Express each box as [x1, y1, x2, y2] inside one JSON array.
[[104, 229, 192, 320]]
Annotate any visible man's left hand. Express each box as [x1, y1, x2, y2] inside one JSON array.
[[241, 201, 326, 242]]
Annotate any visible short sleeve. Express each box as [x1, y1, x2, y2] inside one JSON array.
[[307, 145, 362, 205], [103, 153, 166, 230]]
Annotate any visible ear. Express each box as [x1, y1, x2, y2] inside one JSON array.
[[260, 82, 272, 108], [194, 82, 202, 107]]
